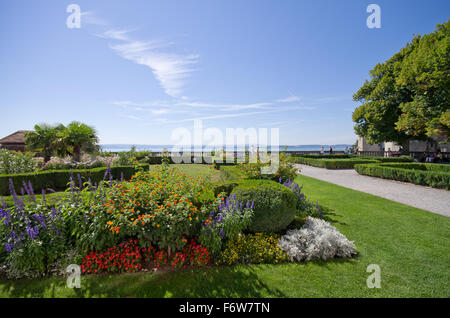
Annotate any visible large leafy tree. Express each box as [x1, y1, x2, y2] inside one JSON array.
[[25, 123, 65, 162], [353, 20, 450, 148], [58, 121, 99, 162]]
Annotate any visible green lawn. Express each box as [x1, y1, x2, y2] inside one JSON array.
[[1, 174, 449, 298]]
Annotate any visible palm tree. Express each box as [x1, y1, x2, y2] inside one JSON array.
[[25, 123, 65, 162], [58, 121, 99, 162]]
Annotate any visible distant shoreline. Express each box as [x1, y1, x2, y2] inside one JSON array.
[[100, 144, 353, 152]]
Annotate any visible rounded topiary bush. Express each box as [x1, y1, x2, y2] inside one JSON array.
[[231, 179, 296, 233]]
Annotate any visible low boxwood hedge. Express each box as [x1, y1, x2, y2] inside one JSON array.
[[374, 162, 450, 173], [0, 164, 149, 196], [231, 179, 296, 233], [142, 156, 214, 165], [294, 155, 414, 169], [294, 157, 379, 169], [358, 155, 414, 163], [293, 154, 352, 159], [354, 163, 450, 189]]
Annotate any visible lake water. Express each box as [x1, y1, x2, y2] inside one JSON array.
[[100, 144, 352, 152]]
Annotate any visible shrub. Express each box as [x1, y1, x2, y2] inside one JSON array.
[[354, 163, 450, 189], [211, 181, 241, 197], [238, 153, 299, 182], [0, 149, 37, 174], [117, 146, 137, 166], [278, 217, 356, 262], [40, 154, 118, 171], [218, 233, 289, 265], [231, 179, 296, 233]]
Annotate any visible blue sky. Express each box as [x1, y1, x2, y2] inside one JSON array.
[[0, 0, 449, 145]]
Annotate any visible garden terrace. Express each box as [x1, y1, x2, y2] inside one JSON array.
[[0, 174, 448, 297]]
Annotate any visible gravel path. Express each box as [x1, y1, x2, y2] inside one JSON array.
[[296, 164, 450, 217]]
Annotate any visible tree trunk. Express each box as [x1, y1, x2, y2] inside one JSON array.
[[44, 153, 51, 163], [73, 145, 81, 162]]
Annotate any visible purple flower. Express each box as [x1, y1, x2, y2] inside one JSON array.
[[0, 208, 11, 225], [5, 243, 12, 253], [33, 213, 47, 229], [77, 173, 83, 190], [26, 225, 39, 240], [69, 170, 75, 193]]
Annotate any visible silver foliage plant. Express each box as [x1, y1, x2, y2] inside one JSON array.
[[278, 217, 356, 262]]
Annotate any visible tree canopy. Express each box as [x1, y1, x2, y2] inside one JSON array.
[[353, 20, 450, 147], [25, 123, 65, 162], [25, 122, 99, 162], [58, 121, 99, 162]]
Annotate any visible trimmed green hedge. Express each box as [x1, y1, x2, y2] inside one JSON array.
[[142, 156, 214, 165], [375, 162, 450, 173], [231, 179, 296, 233], [294, 155, 414, 169], [294, 157, 379, 169], [354, 163, 450, 189], [358, 155, 414, 163], [0, 164, 149, 196], [293, 154, 352, 159]]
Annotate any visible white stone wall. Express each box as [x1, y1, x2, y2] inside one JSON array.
[[358, 136, 450, 153], [357, 136, 382, 152]]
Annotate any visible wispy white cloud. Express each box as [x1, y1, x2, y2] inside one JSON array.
[[276, 95, 301, 103], [117, 113, 144, 121], [100, 29, 198, 98], [175, 101, 273, 111], [98, 29, 133, 41], [152, 106, 305, 124]]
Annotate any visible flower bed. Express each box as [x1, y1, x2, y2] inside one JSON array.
[[0, 161, 355, 279]]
